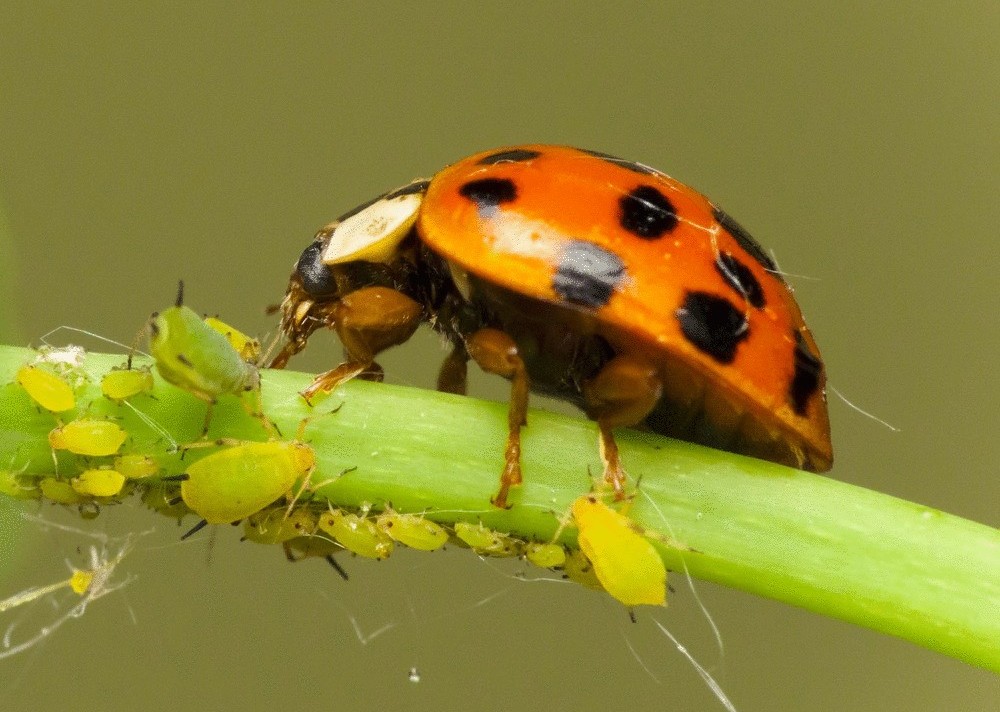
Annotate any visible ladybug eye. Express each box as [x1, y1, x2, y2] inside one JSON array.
[[296, 241, 338, 296]]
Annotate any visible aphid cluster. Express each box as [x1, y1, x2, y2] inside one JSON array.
[[7, 281, 674, 611]]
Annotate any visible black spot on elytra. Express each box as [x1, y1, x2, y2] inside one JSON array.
[[711, 205, 780, 277], [552, 241, 626, 308], [676, 291, 749, 363], [790, 330, 822, 415], [715, 252, 765, 308], [296, 241, 337, 296], [477, 149, 541, 165], [577, 148, 659, 175], [386, 180, 430, 200], [459, 178, 517, 215], [619, 185, 678, 239]]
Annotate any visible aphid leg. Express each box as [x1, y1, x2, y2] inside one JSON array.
[[466, 328, 529, 508], [300, 287, 422, 404], [582, 355, 662, 500], [199, 399, 216, 438], [436, 343, 469, 395], [181, 518, 210, 540], [324, 555, 350, 581]]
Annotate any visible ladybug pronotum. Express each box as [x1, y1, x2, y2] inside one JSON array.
[[271, 145, 832, 508]]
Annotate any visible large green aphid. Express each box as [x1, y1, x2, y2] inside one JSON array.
[[147, 282, 267, 435]]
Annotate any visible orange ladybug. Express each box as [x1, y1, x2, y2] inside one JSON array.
[[271, 145, 832, 507]]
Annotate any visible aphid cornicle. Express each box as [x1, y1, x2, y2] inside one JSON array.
[[271, 145, 832, 507]]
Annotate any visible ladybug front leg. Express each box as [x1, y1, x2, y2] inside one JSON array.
[[300, 286, 422, 403], [582, 355, 662, 500], [465, 328, 529, 509]]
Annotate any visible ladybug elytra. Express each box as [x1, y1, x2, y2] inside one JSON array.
[[271, 145, 832, 507]]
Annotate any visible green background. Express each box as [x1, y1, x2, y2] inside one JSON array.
[[0, 3, 996, 710]]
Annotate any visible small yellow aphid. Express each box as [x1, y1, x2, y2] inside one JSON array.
[[525, 542, 566, 569], [375, 510, 448, 551], [572, 495, 666, 607], [48, 419, 127, 457], [16, 365, 76, 413], [114, 454, 160, 479], [38, 477, 84, 505], [243, 508, 317, 545], [317, 510, 393, 560], [69, 569, 94, 595], [203, 316, 262, 363], [561, 548, 604, 591], [179, 440, 315, 524], [71, 469, 126, 497], [454, 521, 521, 557], [101, 367, 154, 402]]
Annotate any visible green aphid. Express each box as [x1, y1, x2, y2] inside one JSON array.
[[147, 281, 268, 435]]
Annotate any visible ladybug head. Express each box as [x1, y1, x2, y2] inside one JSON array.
[[294, 180, 430, 298]]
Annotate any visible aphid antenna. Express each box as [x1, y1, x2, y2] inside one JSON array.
[[38, 326, 151, 359], [175, 279, 186, 308]]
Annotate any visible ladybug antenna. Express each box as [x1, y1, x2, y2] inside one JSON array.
[[175, 280, 185, 308]]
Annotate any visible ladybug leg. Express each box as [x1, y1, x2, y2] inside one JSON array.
[[465, 328, 529, 509], [300, 287, 422, 404], [436, 343, 469, 395], [582, 355, 662, 500]]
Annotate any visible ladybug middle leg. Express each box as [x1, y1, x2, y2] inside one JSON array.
[[582, 355, 662, 499], [299, 286, 423, 403], [465, 328, 529, 509]]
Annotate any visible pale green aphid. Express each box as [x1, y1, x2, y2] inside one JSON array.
[[178, 440, 316, 525], [453, 521, 521, 557], [525, 542, 567, 569], [375, 509, 449, 551], [147, 281, 268, 436], [317, 509, 393, 560], [148, 281, 260, 404]]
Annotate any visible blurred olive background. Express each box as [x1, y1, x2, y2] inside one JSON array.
[[0, 3, 996, 710]]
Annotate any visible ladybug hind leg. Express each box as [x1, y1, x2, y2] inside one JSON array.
[[582, 355, 663, 499], [300, 286, 422, 403], [465, 328, 529, 508]]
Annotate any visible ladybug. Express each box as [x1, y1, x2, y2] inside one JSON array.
[[271, 145, 832, 508]]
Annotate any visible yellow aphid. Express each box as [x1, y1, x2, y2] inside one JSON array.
[[454, 521, 521, 557], [38, 477, 84, 505], [376, 510, 449, 551], [101, 367, 154, 402], [180, 441, 315, 524], [203, 317, 262, 363], [16, 365, 75, 412], [114, 454, 159, 479], [69, 569, 94, 595], [525, 542, 566, 569], [71, 469, 126, 497], [572, 495, 666, 607], [48, 419, 127, 457], [317, 510, 393, 560], [243, 508, 317, 545]]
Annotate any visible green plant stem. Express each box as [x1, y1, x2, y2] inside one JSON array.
[[0, 345, 997, 671]]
